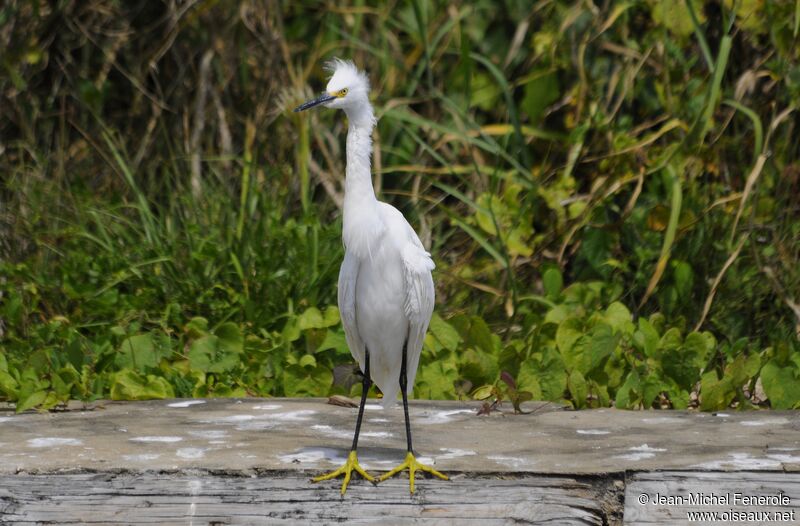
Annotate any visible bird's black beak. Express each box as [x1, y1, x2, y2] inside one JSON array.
[[294, 92, 336, 112]]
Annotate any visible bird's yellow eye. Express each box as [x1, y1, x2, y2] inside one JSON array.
[[337, 88, 348, 97]]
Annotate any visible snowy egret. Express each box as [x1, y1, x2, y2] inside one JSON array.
[[294, 59, 447, 495]]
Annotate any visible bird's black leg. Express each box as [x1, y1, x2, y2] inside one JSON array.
[[351, 348, 372, 452], [311, 348, 375, 494], [399, 340, 413, 453], [378, 338, 448, 493]]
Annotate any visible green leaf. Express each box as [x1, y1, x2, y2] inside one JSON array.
[[649, 0, 705, 38], [322, 306, 340, 327], [188, 334, 240, 374], [16, 390, 48, 412], [516, 359, 543, 400], [471, 384, 495, 400], [188, 336, 216, 372], [522, 70, 559, 121], [760, 361, 800, 410], [428, 313, 462, 352], [641, 375, 666, 408], [544, 304, 569, 325], [568, 370, 588, 408], [297, 307, 325, 330], [299, 354, 317, 368], [700, 370, 734, 411], [185, 317, 209, 338], [557, 319, 592, 375], [673, 260, 693, 298], [115, 333, 161, 369], [634, 318, 660, 358], [297, 306, 340, 331], [615, 370, 641, 409], [603, 302, 634, 335], [662, 348, 696, 390], [683, 331, 713, 369], [216, 322, 243, 353], [542, 268, 563, 299], [110, 369, 175, 400], [659, 328, 682, 352], [415, 351, 459, 399], [555, 318, 582, 357], [0, 370, 20, 398], [588, 324, 619, 370], [317, 330, 350, 355], [467, 316, 495, 354], [537, 349, 567, 400], [282, 363, 332, 397], [459, 348, 498, 386]]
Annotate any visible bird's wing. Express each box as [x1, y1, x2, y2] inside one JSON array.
[[338, 250, 365, 368], [401, 237, 435, 386]]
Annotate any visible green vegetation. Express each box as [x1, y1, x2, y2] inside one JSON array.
[[2, 1, 799, 412]]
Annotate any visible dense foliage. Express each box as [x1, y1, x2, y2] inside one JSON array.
[[2, 1, 799, 412]]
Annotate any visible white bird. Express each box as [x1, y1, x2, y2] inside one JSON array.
[[294, 59, 447, 494]]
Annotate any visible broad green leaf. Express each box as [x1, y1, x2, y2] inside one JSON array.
[[544, 304, 569, 324], [683, 331, 713, 369], [216, 322, 243, 353], [603, 302, 634, 335], [659, 327, 682, 352], [282, 363, 332, 397], [615, 370, 641, 409], [459, 348, 498, 386], [568, 370, 588, 409], [110, 369, 174, 400], [415, 351, 459, 399], [634, 318, 660, 358], [522, 70, 559, 121], [700, 370, 734, 411], [760, 361, 800, 410], [471, 384, 495, 400], [16, 389, 48, 413], [0, 370, 19, 398], [317, 330, 350, 355], [297, 307, 325, 330], [538, 365, 567, 401], [542, 268, 563, 299], [662, 348, 697, 390], [516, 361, 543, 400], [642, 375, 666, 408], [555, 318, 582, 357], [649, 0, 704, 38], [588, 324, 619, 370], [299, 354, 317, 368], [468, 316, 495, 354], [116, 333, 157, 369], [428, 313, 461, 352], [185, 317, 209, 338], [322, 306, 340, 327], [188, 336, 216, 372]]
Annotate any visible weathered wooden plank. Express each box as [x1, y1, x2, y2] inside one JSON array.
[[0, 472, 617, 525], [625, 471, 800, 525], [2, 398, 799, 475]]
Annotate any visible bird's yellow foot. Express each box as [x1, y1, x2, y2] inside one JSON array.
[[378, 451, 448, 494], [311, 450, 375, 495]]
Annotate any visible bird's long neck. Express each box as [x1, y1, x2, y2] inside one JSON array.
[[342, 102, 383, 258], [344, 104, 376, 203]]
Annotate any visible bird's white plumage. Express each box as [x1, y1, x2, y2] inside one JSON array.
[[323, 59, 435, 408]]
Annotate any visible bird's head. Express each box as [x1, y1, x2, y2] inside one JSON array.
[[294, 59, 371, 114]]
